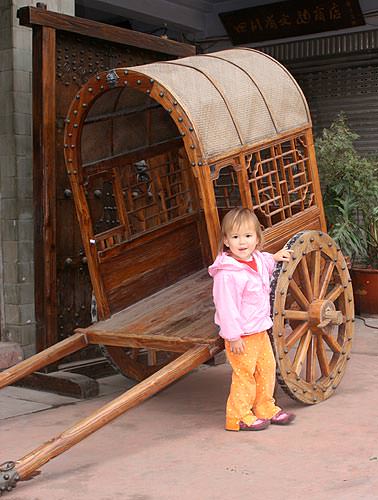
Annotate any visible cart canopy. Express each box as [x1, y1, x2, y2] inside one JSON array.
[[131, 48, 311, 160]]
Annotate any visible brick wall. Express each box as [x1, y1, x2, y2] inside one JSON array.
[[0, 0, 74, 359]]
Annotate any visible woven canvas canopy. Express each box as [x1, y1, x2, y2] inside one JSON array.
[[66, 48, 312, 168], [132, 48, 311, 160]]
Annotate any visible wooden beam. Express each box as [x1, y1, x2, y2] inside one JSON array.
[[0, 333, 88, 389], [85, 330, 215, 352], [17, 6, 195, 58], [305, 129, 327, 232], [14, 371, 99, 399], [195, 166, 220, 259], [11, 342, 222, 481], [83, 102, 161, 125], [32, 25, 57, 351], [83, 137, 184, 177]]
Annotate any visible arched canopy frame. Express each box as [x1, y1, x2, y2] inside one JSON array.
[[64, 68, 206, 176], [63, 69, 209, 316]]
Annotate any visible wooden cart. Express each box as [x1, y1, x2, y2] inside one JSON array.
[[0, 48, 354, 493]]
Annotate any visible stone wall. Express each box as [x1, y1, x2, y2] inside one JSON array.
[[0, 0, 74, 361]]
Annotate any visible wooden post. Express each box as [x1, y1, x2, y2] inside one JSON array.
[[194, 166, 220, 259], [305, 129, 327, 232], [236, 155, 254, 209], [7, 342, 222, 482], [0, 333, 88, 390], [32, 24, 57, 351]]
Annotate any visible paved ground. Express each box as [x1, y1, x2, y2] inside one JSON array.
[[1, 317, 378, 500]]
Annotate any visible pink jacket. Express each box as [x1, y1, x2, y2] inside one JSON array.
[[208, 251, 276, 341]]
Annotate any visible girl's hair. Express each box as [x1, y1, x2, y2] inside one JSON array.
[[218, 207, 264, 254]]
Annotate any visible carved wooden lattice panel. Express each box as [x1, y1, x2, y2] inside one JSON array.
[[247, 134, 315, 227], [212, 133, 315, 229], [213, 165, 241, 209], [85, 149, 194, 250]]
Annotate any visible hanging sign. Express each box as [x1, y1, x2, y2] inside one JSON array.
[[219, 0, 365, 45]]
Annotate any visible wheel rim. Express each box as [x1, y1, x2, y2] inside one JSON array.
[[270, 230, 354, 404]]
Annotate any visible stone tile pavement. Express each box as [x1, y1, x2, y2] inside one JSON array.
[[2, 316, 377, 423], [0, 316, 377, 499], [0, 372, 133, 420]]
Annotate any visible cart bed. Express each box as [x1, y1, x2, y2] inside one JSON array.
[[77, 270, 218, 352]]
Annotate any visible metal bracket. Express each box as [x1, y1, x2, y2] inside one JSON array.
[[0, 462, 20, 495], [106, 69, 119, 88]]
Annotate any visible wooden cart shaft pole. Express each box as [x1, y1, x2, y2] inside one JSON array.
[[0, 333, 88, 390], [14, 342, 222, 480]]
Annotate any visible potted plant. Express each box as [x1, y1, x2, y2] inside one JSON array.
[[349, 205, 378, 315], [315, 113, 378, 314]]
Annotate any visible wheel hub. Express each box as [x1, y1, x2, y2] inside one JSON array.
[[308, 299, 343, 331]]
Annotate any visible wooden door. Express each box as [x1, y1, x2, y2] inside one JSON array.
[[18, 5, 195, 358]]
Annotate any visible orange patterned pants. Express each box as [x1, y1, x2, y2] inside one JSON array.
[[225, 331, 281, 431]]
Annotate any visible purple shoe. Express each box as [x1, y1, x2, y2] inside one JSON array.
[[239, 418, 270, 431], [270, 410, 296, 425]]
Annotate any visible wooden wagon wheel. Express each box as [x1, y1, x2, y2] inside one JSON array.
[[270, 230, 354, 404]]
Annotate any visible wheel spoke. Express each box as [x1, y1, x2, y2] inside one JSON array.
[[323, 333, 342, 354], [306, 336, 317, 383], [316, 336, 330, 376], [292, 330, 312, 375], [130, 348, 139, 360], [286, 321, 309, 349], [147, 350, 158, 366], [289, 279, 309, 310], [325, 283, 343, 303], [299, 256, 313, 301], [312, 251, 321, 299], [284, 310, 309, 321], [105, 347, 149, 381], [319, 261, 335, 300], [285, 294, 296, 310]]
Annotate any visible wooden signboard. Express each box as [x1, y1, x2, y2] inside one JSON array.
[[219, 0, 365, 45]]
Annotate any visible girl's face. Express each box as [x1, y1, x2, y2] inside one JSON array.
[[224, 222, 259, 260]]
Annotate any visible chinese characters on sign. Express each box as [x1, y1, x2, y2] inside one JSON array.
[[219, 0, 365, 45]]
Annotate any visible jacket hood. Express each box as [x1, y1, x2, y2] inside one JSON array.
[[208, 252, 252, 277]]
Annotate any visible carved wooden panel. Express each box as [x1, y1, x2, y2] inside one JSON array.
[[246, 133, 315, 226], [212, 132, 316, 229], [84, 149, 193, 245]]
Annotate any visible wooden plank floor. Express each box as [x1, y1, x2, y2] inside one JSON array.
[[77, 270, 219, 349]]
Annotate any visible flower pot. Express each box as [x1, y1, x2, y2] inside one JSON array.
[[350, 266, 378, 315]]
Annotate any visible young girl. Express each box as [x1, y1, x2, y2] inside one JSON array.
[[208, 207, 296, 431]]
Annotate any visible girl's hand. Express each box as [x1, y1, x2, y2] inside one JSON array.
[[273, 247, 293, 262], [229, 338, 245, 354]]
